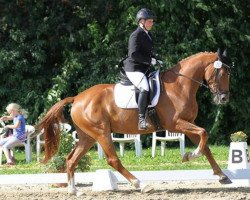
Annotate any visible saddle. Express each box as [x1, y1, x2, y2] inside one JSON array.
[[114, 68, 161, 109]]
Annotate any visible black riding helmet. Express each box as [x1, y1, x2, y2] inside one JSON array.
[[136, 8, 156, 23]]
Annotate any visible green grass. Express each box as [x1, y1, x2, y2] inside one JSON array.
[[0, 145, 236, 175]]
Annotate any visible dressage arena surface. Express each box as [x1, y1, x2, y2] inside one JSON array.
[[0, 181, 249, 200]]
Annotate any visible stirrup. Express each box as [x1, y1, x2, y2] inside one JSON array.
[[138, 119, 148, 130]]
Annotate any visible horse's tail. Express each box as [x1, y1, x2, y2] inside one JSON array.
[[37, 97, 74, 163]]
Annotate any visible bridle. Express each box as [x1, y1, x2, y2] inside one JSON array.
[[205, 61, 231, 96], [172, 60, 232, 96]]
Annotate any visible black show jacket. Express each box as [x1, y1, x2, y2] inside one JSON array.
[[123, 27, 153, 73]]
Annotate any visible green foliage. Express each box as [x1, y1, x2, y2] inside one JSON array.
[[0, 0, 249, 145], [46, 132, 91, 172], [230, 131, 248, 142]]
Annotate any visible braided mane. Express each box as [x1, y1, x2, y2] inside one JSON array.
[[179, 51, 215, 64]]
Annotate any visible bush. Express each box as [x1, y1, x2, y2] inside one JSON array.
[[46, 131, 91, 172]]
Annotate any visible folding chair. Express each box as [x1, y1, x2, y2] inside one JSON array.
[[152, 130, 185, 157]]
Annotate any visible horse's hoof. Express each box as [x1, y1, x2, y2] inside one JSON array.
[[68, 188, 77, 195], [140, 183, 154, 193], [182, 152, 189, 162], [219, 176, 232, 184], [131, 179, 140, 188], [76, 191, 84, 197]]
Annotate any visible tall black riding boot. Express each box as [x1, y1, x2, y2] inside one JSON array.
[[138, 89, 149, 130]]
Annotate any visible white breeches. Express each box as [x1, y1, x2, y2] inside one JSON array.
[[125, 71, 149, 91]]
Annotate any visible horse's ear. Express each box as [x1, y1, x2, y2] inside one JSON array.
[[223, 49, 227, 57], [217, 48, 222, 57]]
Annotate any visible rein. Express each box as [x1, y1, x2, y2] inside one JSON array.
[[170, 61, 231, 94], [171, 70, 209, 89]]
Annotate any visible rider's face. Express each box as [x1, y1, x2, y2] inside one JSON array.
[[143, 19, 154, 31]]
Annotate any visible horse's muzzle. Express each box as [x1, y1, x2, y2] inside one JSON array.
[[213, 91, 230, 105]]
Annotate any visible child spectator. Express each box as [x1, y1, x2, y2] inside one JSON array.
[[0, 103, 28, 165]]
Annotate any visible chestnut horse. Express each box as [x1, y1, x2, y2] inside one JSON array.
[[38, 50, 232, 194]]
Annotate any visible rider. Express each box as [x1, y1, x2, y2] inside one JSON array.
[[123, 8, 157, 130]]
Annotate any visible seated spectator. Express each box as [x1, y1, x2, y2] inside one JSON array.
[[0, 128, 14, 162], [0, 103, 28, 165]]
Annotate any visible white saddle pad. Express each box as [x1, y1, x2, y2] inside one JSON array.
[[114, 70, 161, 109]]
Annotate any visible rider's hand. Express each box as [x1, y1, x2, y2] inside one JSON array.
[[151, 58, 157, 66]]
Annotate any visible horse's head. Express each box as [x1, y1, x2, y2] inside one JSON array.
[[205, 49, 232, 105]]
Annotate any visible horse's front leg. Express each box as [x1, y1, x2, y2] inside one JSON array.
[[97, 134, 153, 193], [187, 134, 232, 184], [97, 134, 140, 187], [175, 119, 207, 161], [175, 119, 231, 184]]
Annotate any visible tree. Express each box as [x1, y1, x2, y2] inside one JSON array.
[[0, 0, 249, 144]]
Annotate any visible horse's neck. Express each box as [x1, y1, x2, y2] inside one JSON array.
[[165, 52, 217, 95], [180, 53, 216, 78]]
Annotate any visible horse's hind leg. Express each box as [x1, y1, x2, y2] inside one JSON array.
[[187, 134, 232, 184], [97, 134, 141, 189], [66, 130, 96, 195]]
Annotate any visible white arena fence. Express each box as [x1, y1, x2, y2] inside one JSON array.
[[0, 169, 249, 186]]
